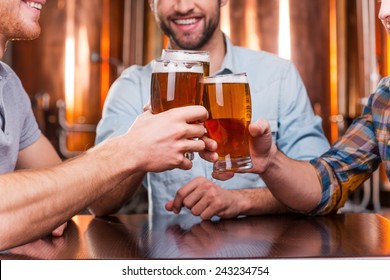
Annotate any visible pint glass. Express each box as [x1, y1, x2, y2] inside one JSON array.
[[202, 73, 252, 171], [161, 49, 210, 76], [151, 59, 204, 159]]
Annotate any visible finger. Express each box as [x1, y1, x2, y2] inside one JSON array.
[[198, 135, 219, 162], [143, 101, 151, 112], [198, 150, 218, 162], [173, 106, 209, 123], [200, 135, 218, 152], [200, 206, 216, 220], [177, 156, 193, 171], [183, 138, 206, 153], [182, 189, 206, 213], [211, 171, 234, 181], [172, 182, 200, 213], [185, 123, 207, 139], [51, 222, 68, 237], [165, 200, 174, 212], [190, 196, 211, 217]]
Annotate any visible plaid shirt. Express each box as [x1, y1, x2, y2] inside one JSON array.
[[310, 77, 390, 215]]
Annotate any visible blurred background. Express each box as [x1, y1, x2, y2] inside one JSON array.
[[4, 0, 390, 212]]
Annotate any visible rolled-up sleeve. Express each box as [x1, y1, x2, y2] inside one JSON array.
[[308, 89, 383, 215]]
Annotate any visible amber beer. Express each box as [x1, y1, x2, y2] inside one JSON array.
[[151, 59, 204, 113], [161, 49, 210, 76], [202, 73, 252, 171]]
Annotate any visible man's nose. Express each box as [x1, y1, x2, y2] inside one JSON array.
[[174, 0, 195, 14], [379, 0, 390, 22]]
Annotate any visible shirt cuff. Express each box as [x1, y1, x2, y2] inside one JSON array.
[[307, 158, 340, 215]]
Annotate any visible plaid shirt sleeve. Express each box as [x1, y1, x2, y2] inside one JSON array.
[[308, 78, 388, 215]]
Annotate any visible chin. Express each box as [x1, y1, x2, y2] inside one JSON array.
[[21, 26, 41, 40], [29, 30, 41, 40], [174, 38, 202, 50], [10, 20, 41, 41]]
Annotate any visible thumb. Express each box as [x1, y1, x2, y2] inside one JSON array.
[[249, 119, 273, 156], [249, 119, 271, 139]]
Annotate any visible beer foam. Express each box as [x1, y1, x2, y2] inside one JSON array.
[[152, 59, 204, 74], [202, 73, 248, 84], [161, 50, 210, 63]]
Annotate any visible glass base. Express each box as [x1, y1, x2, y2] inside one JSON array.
[[213, 156, 252, 172]]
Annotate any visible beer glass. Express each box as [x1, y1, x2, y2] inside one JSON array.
[[161, 49, 210, 76], [151, 59, 204, 160], [202, 73, 252, 171]]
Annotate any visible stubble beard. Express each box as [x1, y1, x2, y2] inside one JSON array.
[[159, 11, 220, 50], [2, 18, 41, 42]]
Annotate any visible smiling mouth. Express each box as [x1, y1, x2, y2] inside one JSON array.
[[24, 1, 44, 10], [173, 18, 201, 25]]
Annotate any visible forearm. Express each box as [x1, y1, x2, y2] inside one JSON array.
[[88, 172, 145, 216], [233, 187, 289, 216], [260, 148, 322, 213], [0, 137, 137, 250]]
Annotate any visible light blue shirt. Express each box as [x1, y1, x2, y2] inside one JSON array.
[[96, 36, 330, 216]]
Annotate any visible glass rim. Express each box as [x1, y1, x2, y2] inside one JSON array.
[[152, 59, 204, 73], [161, 49, 210, 62], [162, 49, 209, 53], [201, 72, 248, 83]]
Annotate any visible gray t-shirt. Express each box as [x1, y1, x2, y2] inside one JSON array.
[[0, 61, 41, 173]]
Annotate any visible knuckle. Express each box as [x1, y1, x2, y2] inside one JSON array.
[[176, 188, 186, 199], [182, 198, 192, 209], [200, 212, 212, 220], [212, 199, 224, 210], [208, 188, 218, 198], [196, 140, 206, 150], [204, 180, 214, 188], [191, 208, 201, 216], [182, 161, 192, 170], [176, 153, 186, 164]]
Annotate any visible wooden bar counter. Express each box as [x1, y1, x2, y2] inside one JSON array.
[[2, 213, 390, 259]]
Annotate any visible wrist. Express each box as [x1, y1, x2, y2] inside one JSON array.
[[258, 143, 279, 176], [232, 189, 251, 214], [86, 135, 140, 177]]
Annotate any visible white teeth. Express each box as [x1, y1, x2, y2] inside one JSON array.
[[26, 2, 43, 10], [174, 18, 199, 25]]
